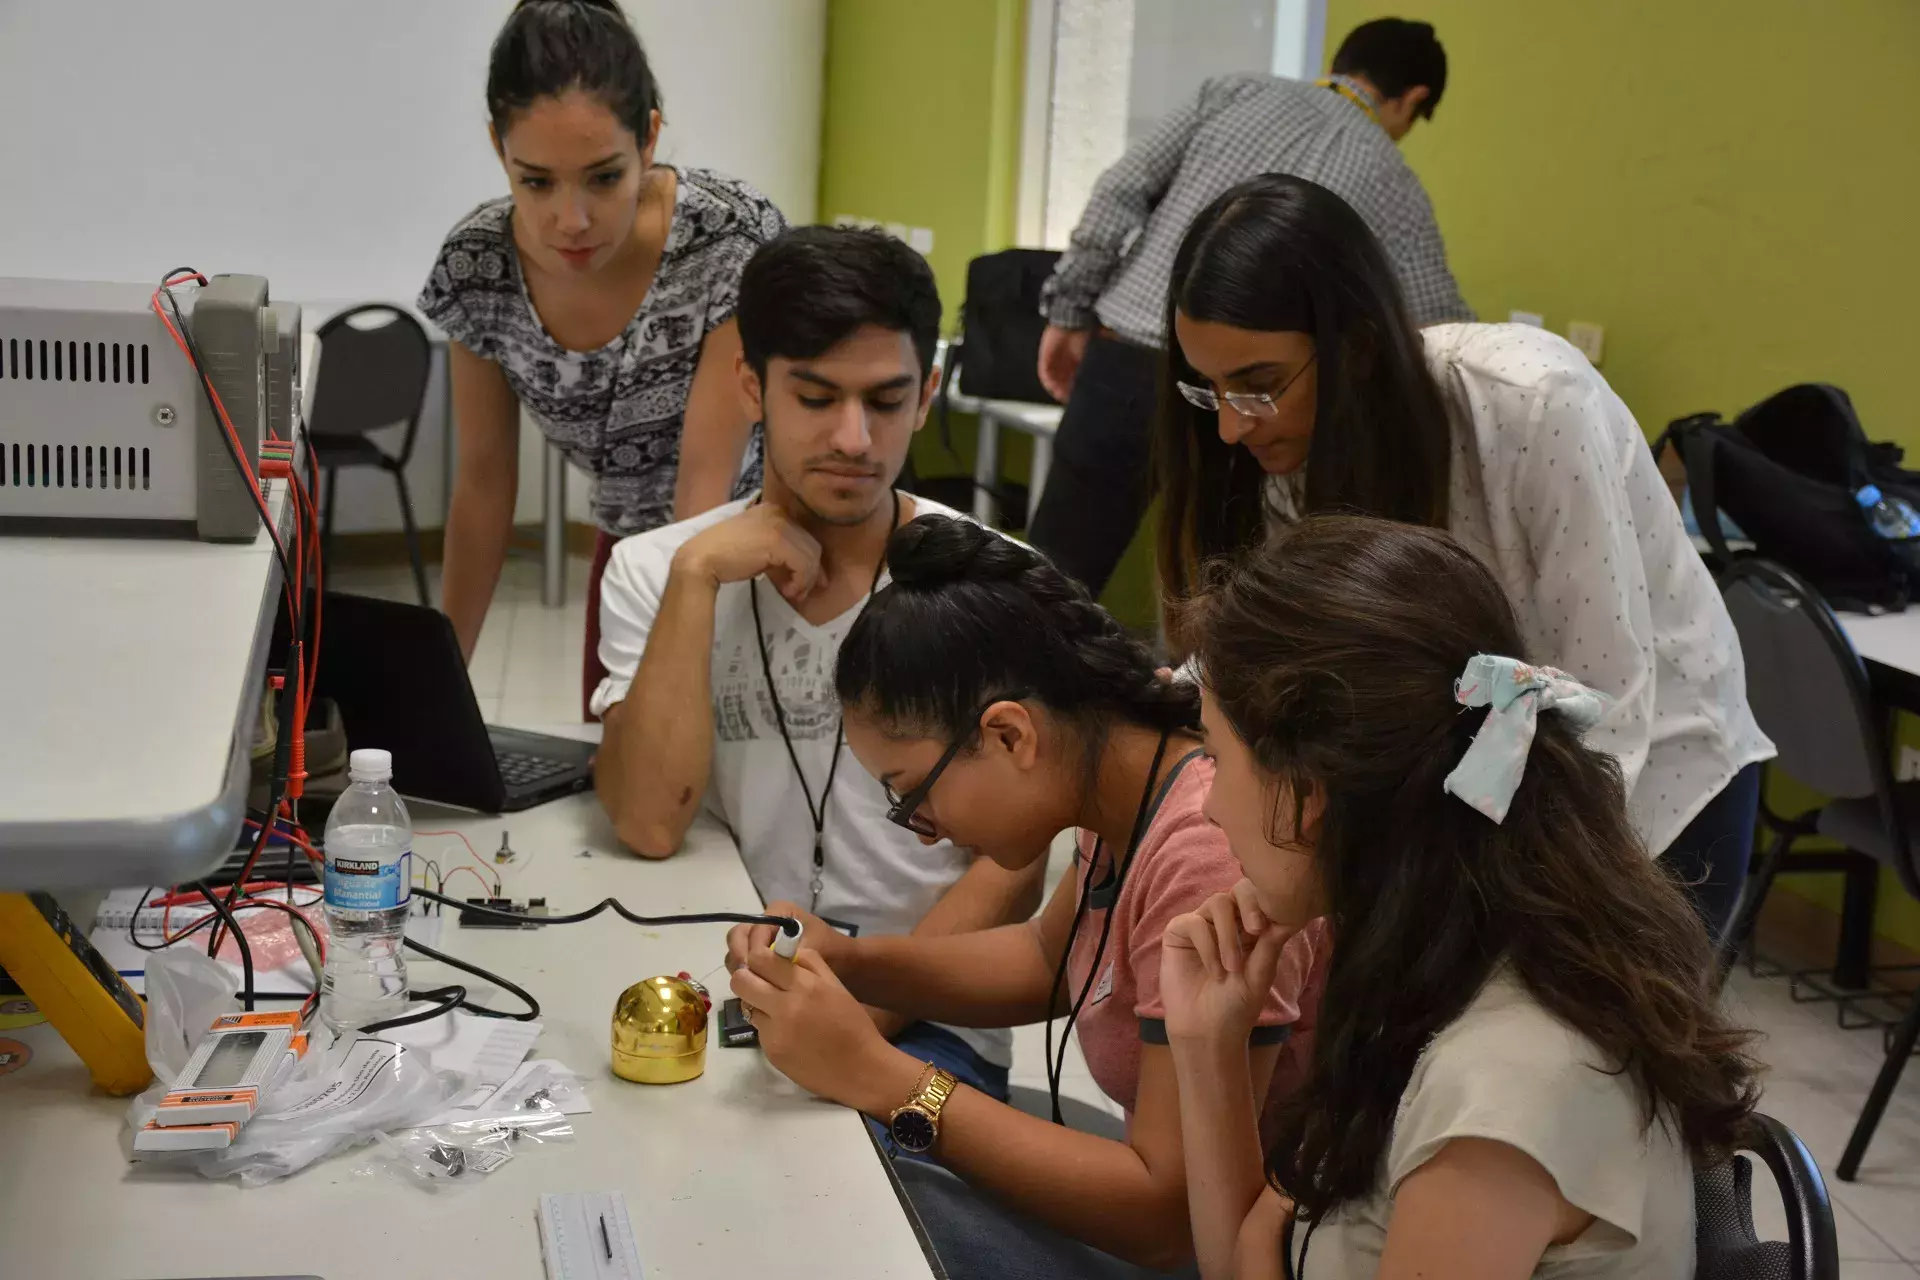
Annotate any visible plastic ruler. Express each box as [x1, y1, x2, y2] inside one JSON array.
[[537, 1191, 643, 1280]]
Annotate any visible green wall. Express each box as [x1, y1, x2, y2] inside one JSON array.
[[1325, 0, 1920, 452], [816, 0, 1041, 568], [818, 0, 1024, 326], [1324, 0, 1920, 950]]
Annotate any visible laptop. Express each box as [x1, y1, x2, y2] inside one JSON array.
[[314, 592, 597, 813]]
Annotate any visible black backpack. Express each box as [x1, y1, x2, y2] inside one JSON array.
[[926, 249, 1063, 524], [1663, 383, 1920, 611], [948, 248, 1061, 404]]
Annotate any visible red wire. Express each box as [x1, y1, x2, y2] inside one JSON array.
[[441, 866, 498, 900], [151, 271, 327, 937], [292, 466, 322, 718], [149, 274, 291, 583], [418, 830, 502, 892]]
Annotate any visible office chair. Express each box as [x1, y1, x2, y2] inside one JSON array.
[[1719, 558, 1920, 1180], [309, 305, 434, 606], [1696, 1113, 1839, 1280]]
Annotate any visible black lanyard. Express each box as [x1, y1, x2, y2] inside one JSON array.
[[1045, 728, 1179, 1123], [746, 488, 900, 911]]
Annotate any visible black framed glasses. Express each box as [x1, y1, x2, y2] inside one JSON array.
[[883, 736, 968, 838], [881, 694, 1029, 838], [1176, 355, 1316, 418]]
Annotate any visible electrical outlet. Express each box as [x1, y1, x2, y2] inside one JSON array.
[[1900, 746, 1920, 781], [1509, 309, 1544, 328], [1567, 321, 1606, 365]]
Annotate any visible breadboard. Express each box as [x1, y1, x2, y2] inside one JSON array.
[[537, 1192, 643, 1280]]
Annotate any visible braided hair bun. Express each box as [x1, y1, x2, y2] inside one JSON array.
[[885, 510, 1031, 589], [838, 515, 1198, 740]]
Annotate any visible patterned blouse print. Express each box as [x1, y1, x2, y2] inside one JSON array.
[[419, 166, 788, 536]]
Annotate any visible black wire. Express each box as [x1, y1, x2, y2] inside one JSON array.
[[1045, 843, 1101, 1124], [1046, 730, 1172, 1125], [125, 887, 223, 954], [408, 886, 800, 934], [331, 892, 796, 1036], [193, 883, 254, 1012], [355, 983, 469, 1035], [400, 937, 541, 1021], [156, 272, 294, 595]]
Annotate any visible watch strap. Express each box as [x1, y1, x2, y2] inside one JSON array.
[[915, 1066, 958, 1122]]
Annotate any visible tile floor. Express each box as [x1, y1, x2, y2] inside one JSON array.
[[337, 554, 1920, 1275]]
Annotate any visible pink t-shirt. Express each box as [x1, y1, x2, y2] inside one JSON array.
[[1064, 751, 1324, 1118]]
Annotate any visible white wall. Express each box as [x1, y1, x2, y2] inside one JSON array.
[[0, 0, 827, 533]]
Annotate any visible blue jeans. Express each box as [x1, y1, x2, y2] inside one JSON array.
[[895, 1158, 1197, 1280], [865, 1022, 1008, 1155]]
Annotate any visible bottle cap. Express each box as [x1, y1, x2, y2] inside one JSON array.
[[348, 748, 393, 781], [1857, 485, 1883, 507]]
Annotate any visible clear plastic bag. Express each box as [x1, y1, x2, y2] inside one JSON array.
[[140, 947, 237, 1079], [371, 1094, 575, 1189], [126, 950, 466, 1186], [192, 1034, 466, 1185]]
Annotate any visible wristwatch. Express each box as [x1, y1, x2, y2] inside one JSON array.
[[887, 1064, 958, 1154]]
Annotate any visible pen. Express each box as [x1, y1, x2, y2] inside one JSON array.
[[599, 1213, 612, 1260]]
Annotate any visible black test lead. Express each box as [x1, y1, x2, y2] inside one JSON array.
[[599, 1214, 612, 1260]]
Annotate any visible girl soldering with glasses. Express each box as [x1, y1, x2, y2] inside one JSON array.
[[1160, 515, 1759, 1280], [727, 514, 1324, 1280]]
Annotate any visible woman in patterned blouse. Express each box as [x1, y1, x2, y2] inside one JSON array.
[[419, 0, 787, 715]]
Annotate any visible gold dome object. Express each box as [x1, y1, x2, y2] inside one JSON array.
[[611, 975, 709, 1085]]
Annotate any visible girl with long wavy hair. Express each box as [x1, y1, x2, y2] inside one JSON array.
[[1160, 515, 1759, 1279]]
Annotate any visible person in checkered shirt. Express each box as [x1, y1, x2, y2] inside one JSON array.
[[1029, 18, 1471, 598]]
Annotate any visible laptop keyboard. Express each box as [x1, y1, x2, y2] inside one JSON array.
[[496, 750, 577, 788]]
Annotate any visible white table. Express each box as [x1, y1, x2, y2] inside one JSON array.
[[950, 391, 1063, 528], [0, 797, 938, 1279], [1838, 611, 1920, 680], [0, 336, 316, 891], [932, 342, 1064, 528]]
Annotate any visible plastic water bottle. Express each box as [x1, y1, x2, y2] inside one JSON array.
[[321, 748, 412, 1031], [1855, 485, 1920, 541]]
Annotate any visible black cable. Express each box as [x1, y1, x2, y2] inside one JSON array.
[[126, 887, 222, 954], [321, 891, 797, 1035], [193, 883, 255, 1012], [400, 937, 541, 1022], [156, 272, 294, 595], [356, 983, 469, 1035], [408, 885, 800, 935], [1045, 840, 1102, 1124], [1046, 730, 1172, 1124]]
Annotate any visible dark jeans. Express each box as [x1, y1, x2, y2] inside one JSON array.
[[865, 1021, 1009, 1157], [1663, 763, 1763, 943], [896, 1158, 1197, 1280], [1027, 334, 1163, 598]]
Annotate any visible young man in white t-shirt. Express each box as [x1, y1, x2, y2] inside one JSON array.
[[591, 226, 1044, 1098]]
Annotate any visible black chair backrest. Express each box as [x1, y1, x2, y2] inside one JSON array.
[[1696, 1112, 1839, 1280], [309, 304, 433, 461], [1720, 558, 1888, 804]]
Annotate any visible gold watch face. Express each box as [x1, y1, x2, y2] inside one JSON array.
[[890, 1105, 938, 1153]]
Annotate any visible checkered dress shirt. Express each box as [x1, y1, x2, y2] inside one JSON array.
[[1041, 73, 1472, 346]]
